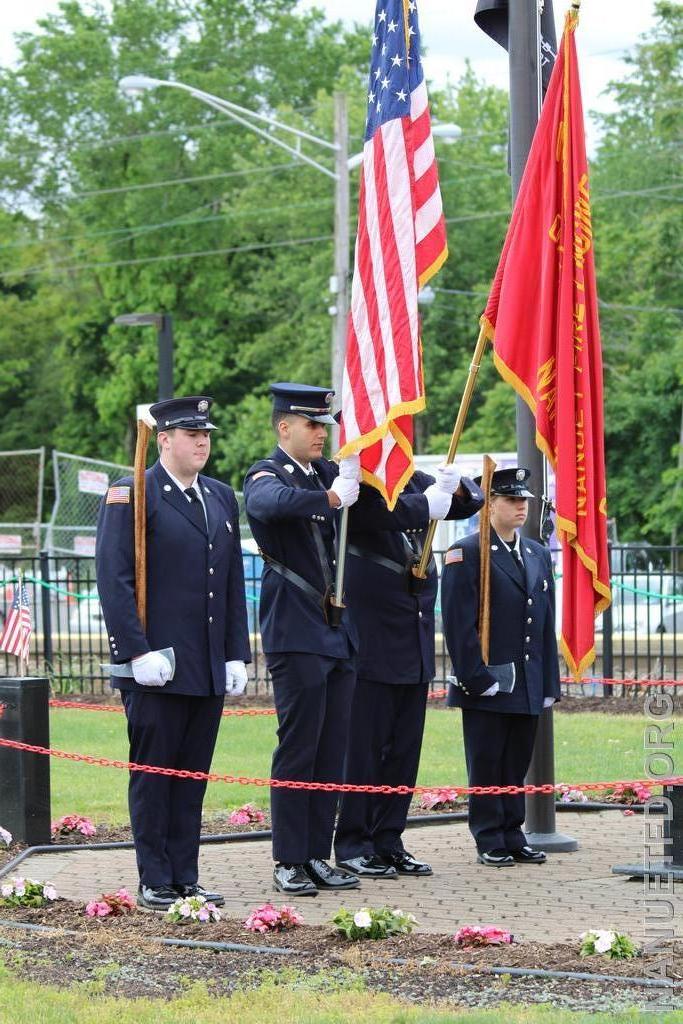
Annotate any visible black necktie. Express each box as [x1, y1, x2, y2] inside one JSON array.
[[184, 487, 206, 530]]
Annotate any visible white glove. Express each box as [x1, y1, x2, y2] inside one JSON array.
[[132, 650, 172, 687], [225, 660, 249, 696], [543, 697, 556, 709], [424, 483, 452, 520], [434, 462, 461, 495], [329, 475, 360, 508], [338, 454, 361, 481], [481, 682, 500, 697]]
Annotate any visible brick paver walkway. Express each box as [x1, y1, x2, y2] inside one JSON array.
[[12, 812, 679, 943]]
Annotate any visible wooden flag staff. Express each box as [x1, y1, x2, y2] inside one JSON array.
[[477, 455, 496, 665], [412, 324, 489, 581], [133, 418, 152, 629]]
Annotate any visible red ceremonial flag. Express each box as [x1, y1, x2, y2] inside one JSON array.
[[338, 0, 447, 509], [481, 10, 611, 678]]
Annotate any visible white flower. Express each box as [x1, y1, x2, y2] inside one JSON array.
[[42, 884, 58, 901], [0, 827, 11, 847], [179, 902, 192, 917], [353, 909, 372, 929], [1, 884, 13, 898], [594, 930, 615, 953]]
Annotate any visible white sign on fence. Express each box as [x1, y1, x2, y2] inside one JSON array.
[[74, 535, 97, 557], [0, 534, 22, 554], [77, 469, 109, 496]]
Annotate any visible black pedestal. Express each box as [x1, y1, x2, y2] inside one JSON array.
[[0, 677, 51, 845], [612, 785, 683, 880]]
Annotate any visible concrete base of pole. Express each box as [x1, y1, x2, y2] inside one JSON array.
[[524, 830, 580, 853], [611, 862, 683, 881]]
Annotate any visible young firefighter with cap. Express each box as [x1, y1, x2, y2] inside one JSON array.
[[333, 466, 484, 879], [244, 383, 361, 897], [441, 468, 561, 867], [96, 396, 251, 910]]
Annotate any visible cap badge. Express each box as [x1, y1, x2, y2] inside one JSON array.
[[516, 469, 525, 481], [197, 399, 209, 413]]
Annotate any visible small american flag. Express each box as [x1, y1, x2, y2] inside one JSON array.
[[338, 0, 447, 510], [0, 579, 32, 661]]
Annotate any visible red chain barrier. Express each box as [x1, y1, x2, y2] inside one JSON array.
[[48, 699, 277, 717], [1, 736, 680, 797], [47, 678, 681, 718]]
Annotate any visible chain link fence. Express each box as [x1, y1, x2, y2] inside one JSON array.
[[0, 448, 45, 558], [45, 451, 133, 556]]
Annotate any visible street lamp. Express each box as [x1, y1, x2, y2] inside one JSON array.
[[119, 76, 460, 443], [114, 312, 174, 401], [120, 74, 347, 443]]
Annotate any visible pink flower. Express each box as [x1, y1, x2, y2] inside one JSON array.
[[85, 900, 111, 917], [229, 803, 266, 825], [454, 925, 513, 948], [623, 809, 635, 816], [244, 902, 303, 933], [419, 788, 461, 811], [51, 814, 96, 838]]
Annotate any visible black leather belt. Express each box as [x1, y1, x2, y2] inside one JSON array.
[[348, 544, 405, 575]]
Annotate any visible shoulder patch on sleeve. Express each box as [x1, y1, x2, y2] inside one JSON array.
[[106, 485, 131, 504], [251, 471, 277, 481], [445, 548, 464, 565]]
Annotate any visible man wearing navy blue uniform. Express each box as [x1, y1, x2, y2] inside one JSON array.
[[96, 396, 251, 909], [333, 466, 484, 878], [244, 383, 361, 897], [441, 468, 561, 867]]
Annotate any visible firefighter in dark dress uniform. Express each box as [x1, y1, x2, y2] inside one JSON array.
[[244, 383, 362, 897], [441, 468, 561, 867], [333, 466, 484, 878], [96, 396, 251, 909]]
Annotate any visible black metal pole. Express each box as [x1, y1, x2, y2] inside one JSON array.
[[507, 0, 577, 852], [39, 550, 53, 675], [157, 314, 174, 401]]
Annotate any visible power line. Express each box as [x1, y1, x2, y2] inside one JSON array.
[[66, 162, 302, 200], [1, 233, 333, 281]]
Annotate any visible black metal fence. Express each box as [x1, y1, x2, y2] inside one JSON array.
[[0, 545, 681, 696]]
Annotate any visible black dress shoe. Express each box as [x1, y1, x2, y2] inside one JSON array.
[[137, 884, 179, 910], [510, 845, 547, 864], [380, 850, 433, 876], [175, 883, 225, 906], [476, 849, 515, 867], [273, 863, 318, 896], [305, 859, 360, 889], [336, 854, 399, 877]]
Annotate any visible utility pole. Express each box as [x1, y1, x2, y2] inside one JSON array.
[[331, 92, 350, 450], [508, 0, 577, 852]]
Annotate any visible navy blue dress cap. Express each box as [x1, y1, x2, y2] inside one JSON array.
[[270, 382, 336, 424], [472, 467, 535, 498], [149, 395, 217, 431]]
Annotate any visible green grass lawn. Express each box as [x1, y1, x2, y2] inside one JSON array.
[[0, 963, 679, 1024], [47, 708, 649, 823]]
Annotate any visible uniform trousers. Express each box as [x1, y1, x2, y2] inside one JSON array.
[[267, 651, 355, 864], [461, 708, 539, 854], [334, 679, 429, 861], [121, 691, 224, 887]]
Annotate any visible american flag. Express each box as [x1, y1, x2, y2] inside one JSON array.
[[338, 0, 447, 509], [0, 579, 32, 662]]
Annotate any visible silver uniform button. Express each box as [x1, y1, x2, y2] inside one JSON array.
[[109, 636, 115, 642], [209, 543, 213, 550], [525, 636, 531, 643], [209, 568, 214, 574], [525, 654, 530, 661], [527, 617, 532, 624], [527, 598, 533, 605], [418, 611, 423, 618], [209, 592, 214, 598], [208, 616, 213, 624]]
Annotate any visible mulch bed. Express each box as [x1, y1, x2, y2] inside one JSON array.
[[1, 899, 680, 979]]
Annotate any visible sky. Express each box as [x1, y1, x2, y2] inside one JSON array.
[[0, 0, 659, 149]]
